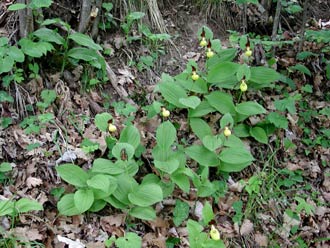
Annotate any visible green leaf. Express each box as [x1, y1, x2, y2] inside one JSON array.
[[15, 198, 43, 213], [237, 63, 251, 81], [249, 66, 281, 86], [159, 82, 187, 108], [41, 89, 56, 104], [0, 91, 14, 103], [207, 62, 240, 84], [29, 0, 52, 9], [202, 201, 214, 225], [171, 172, 190, 193], [235, 101, 266, 116], [176, 74, 208, 94], [8, 3, 27, 11], [188, 100, 216, 118], [197, 26, 214, 40], [219, 148, 254, 172], [112, 143, 135, 160], [290, 64, 311, 76], [326, 63, 330, 80], [113, 174, 138, 205], [1, 117, 12, 128], [295, 197, 315, 215], [205, 91, 235, 115], [156, 121, 176, 149], [119, 125, 141, 149], [0, 200, 14, 216], [202, 135, 222, 151], [267, 112, 288, 129], [68, 33, 102, 50], [115, 232, 142, 248], [187, 220, 207, 247], [87, 174, 115, 193], [220, 113, 234, 129], [105, 196, 127, 209], [173, 200, 190, 226], [154, 158, 179, 174], [89, 200, 107, 212], [33, 28, 64, 45], [0, 162, 12, 172], [56, 164, 89, 187], [296, 51, 317, 60], [129, 206, 156, 220], [7, 46, 25, 62], [127, 11, 145, 20], [19, 38, 53, 57], [0, 56, 14, 73], [233, 123, 250, 137], [223, 134, 245, 148], [92, 158, 125, 175], [0, 37, 8, 47], [67, 47, 100, 61], [185, 145, 219, 166], [128, 183, 163, 207], [179, 96, 201, 109], [74, 189, 94, 213], [95, 112, 113, 132], [250, 126, 268, 144], [190, 118, 212, 140], [57, 194, 81, 216], [274, 96, 299, 114]]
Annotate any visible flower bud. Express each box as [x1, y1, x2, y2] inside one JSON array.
[[240, 80, 248, 92], [210, 225, 220, 241], [224, 126, 231, 137], [206, 48, 214, 58], [108, 123, 117, 132], [191, 71, 200, 81], [245, 47, 252, 57], [200, 37, 207, 47], [161, 108, 170, 117]]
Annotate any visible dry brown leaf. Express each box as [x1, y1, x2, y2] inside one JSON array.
[[286, 162, 302, 171], [13, 227, 43, 241], [254, 232, 268, 247], [240, 219, 254, 236], [101, 214, 126, 228], [143, 233, 166, 248], [193, 201, 203, 221], [86, 242, 105, 248], [26, 176, 43, 188], [183, 51, 201, 61]]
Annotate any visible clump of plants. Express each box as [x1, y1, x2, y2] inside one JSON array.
[[54, 26, 283, 246]]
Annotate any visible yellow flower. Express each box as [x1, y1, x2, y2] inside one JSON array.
[[200, 37, 207, 47], [210, 225, 220, 241], [206, 48, 214, 58], [161, 108, 170, 117], [108, 123, 117, 132], [223, 126, 231, 137], [240, 80, 248, 92], [245, 47, 252, 57], [191, 71, 200, 81]]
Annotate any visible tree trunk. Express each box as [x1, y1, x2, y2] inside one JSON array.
[[78, 0, 92, 33], [271, 0, 282, 41], [298, 0, 309, 52]]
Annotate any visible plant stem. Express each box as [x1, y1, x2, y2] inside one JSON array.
[[298, 0, 309, 52]]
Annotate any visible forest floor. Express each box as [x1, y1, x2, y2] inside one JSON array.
[[0, 1, 330, 248]]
